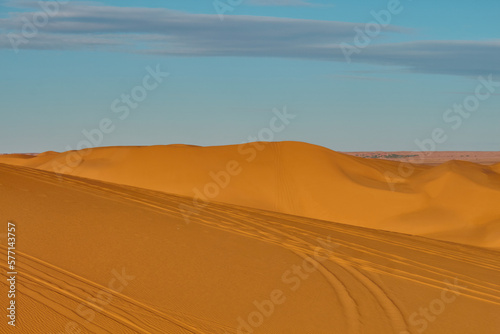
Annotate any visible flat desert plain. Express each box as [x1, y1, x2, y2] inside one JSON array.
[[1, 141, 499, 333], [346, 151, 500, 166]]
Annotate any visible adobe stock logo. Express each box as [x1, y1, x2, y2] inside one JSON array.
[[50, 268, 135, 334], [8, 0, 69, 53], [178, 106, 296, 224], [51, 64, 169, 178], [400, 278, 467, 334], [341, 0, 409, 63]]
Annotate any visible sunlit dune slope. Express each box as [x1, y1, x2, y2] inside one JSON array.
[[1, 163, 500, 333], [1, 141, 500, 248]]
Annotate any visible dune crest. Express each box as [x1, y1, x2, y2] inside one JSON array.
[[1, 141, 499, 248]]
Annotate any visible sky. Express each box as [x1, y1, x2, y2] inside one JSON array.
[[0, 0, 499, 153]]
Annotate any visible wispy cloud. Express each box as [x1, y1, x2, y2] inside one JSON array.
[[350, 40, 500, 77], [1, 2, 498, 77], [0, 2, 398, 52]]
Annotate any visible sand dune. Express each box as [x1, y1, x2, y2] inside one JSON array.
[[1, 163, 499, 333], [1, 141, 499, 248]]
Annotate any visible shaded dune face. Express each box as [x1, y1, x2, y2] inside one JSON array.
[[1, 141, 499, 248], [492, 163, 500, 174]]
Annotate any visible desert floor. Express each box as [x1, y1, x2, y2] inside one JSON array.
[[1, 142, 499, 333], [345, 151, 500, 166]]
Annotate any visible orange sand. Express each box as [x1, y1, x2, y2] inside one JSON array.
[[2, 141, 499, 248], [0, 163, 499, 333]]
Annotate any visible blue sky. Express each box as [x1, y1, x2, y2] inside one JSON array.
[[0, 0, 499, 153]]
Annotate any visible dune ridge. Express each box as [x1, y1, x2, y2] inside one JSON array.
[[1, 141, 499, 248]]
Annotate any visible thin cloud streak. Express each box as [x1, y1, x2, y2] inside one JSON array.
[[1, 2, 498, 77]]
